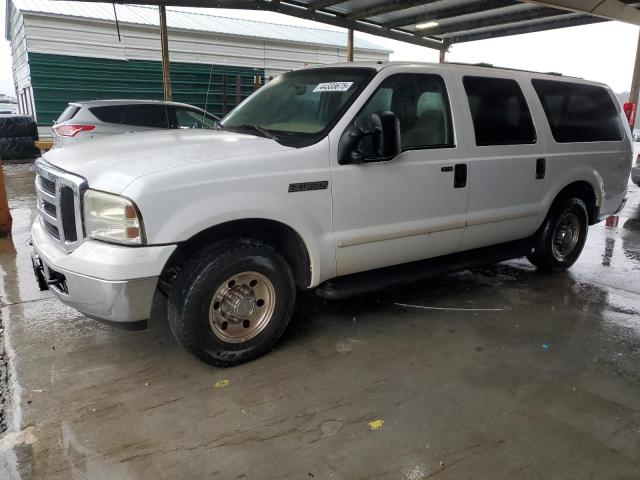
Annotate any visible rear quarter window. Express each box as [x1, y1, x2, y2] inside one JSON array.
[[56, 104, 80, 123], [532, 79, 623, 143], [89, 105, 125, 124]]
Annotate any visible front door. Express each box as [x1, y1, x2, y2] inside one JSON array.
[[330, 72, 469, 276]]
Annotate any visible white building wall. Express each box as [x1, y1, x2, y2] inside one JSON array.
[[21, 13, 389, 77], [8, 3, 35, 117]]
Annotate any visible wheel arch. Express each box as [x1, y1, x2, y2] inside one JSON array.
[[160, 218, 312, 290], [549, 180, 599, 225]]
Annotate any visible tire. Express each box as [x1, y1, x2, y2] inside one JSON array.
[[0, 115, 38, 139], [527, 197, 589, 270], [0, 136, 40, 160], [167, 240, 296, 367]]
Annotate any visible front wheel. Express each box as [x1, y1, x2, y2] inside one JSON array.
[[527, 197, 589, 270], [168, 240, 296, 367]]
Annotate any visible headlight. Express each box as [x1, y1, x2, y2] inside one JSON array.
[[83, 189, 145, 245]]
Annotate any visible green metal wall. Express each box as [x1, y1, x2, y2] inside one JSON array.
[[28, 53, 264, 125]]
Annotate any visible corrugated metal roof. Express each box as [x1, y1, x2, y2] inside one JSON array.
[[10, 0, 391, 52]]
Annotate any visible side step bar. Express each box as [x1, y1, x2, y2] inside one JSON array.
[[315, 238, 534, 300]]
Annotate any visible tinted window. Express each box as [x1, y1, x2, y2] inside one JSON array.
[[354, 74, 454, 151], [463, 76, 536, 146], [56, 104, 80, 123], [174, 107, 217, 129], [90, 105, 125, 124], [532, 79, 623, 143], [122, 105, 169, 128]]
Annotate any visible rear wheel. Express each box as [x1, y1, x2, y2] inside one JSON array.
[[527, 197, 588, 270], [167, 240, 296, 367]]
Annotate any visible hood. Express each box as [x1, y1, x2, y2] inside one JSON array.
[[42, 129, 291, 193]]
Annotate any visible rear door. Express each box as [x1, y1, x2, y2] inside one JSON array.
[[458, 73, 548, 251]]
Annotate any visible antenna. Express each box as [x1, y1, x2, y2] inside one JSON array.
[[203, 63, 214, 126]]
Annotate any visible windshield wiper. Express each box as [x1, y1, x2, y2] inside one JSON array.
[[234, 124, 281, 142]]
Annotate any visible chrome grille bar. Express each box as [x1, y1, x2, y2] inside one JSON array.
[[35, 159, 87, 252]]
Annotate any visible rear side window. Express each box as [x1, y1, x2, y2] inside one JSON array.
[[90, 105, 125, 124], [122, 105, 169, 128], [463, 76, 536, 146], [56, 104, 80, 123], [173, 107, 217, 129], [532, 79, 623, 143]]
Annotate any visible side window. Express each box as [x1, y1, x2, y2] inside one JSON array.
[[89, 105, 125, 124], [353, 74, 454, 151], [463, 76, 536, 146], [122, 105, 169, 128], [531, 79, 623, 143], [174, 107, 217, 129]]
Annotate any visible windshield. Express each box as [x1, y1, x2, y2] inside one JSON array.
[[221, 67, 375, 144]]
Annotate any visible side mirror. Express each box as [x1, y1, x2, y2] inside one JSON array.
[[371, 111, 401, 160], [338, 111, 402, 165]]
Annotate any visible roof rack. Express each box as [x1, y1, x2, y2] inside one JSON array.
[[445, 62, 565, 77]]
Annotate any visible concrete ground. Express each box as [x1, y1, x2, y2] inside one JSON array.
[[1, 162, 639, 480]]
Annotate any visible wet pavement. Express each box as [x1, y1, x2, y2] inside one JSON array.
[[1, 162, 639, 479]]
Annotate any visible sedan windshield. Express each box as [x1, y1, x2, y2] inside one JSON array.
[[221, 67, 375, 145]]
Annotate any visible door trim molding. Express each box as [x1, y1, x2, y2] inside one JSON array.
[[337, 219, 466, 248]]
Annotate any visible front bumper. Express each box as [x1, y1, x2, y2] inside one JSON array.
[[31, 218, 176, 323], [632, 166, 640, 186]]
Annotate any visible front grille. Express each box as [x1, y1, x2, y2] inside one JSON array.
[[60, 186, 77, 242], [39, 176, 56, 195], [44, 220, 60, 239], [42, 201, 56, 218], [35, 159, 86, 251]]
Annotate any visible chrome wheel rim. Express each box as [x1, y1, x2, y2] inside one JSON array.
[[552, 212, 580, 261], [209, 271, 276, 343]]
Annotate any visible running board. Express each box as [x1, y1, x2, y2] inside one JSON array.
[[315, 238, 534, 300]]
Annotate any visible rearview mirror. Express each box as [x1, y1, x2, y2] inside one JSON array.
[[338, 111, 401, 165]]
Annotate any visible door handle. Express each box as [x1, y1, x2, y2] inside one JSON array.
[[536, 158, 546, 179], [454, 164, 467, 188]]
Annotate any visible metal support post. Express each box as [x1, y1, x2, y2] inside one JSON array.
[[159, 5, 172, 101], [0, 161, 12, 237]]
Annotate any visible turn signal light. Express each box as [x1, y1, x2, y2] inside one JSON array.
[[53, 124, 96, 137]]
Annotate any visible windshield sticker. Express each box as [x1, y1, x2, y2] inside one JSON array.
[[313, 82, 354, 93]]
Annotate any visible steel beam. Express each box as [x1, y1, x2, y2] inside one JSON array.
[[426, 6, 564, 36], [346, 0, 438, 21], [347, 28, 354, 61], [447, 13, 606, 43], [271, 2, 446, 50], [523, 0, 640, 25], [384, 0, 518, 29], [628, 29, 640, 127], [308, 0, 345, 10]]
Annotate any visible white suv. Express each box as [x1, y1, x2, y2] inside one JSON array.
[[31, 62, 632, 366]]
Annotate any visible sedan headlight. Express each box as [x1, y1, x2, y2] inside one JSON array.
[[83, 189, 145, 245]]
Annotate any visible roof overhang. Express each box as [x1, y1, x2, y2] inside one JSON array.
[[45, 0, 640, 50]]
